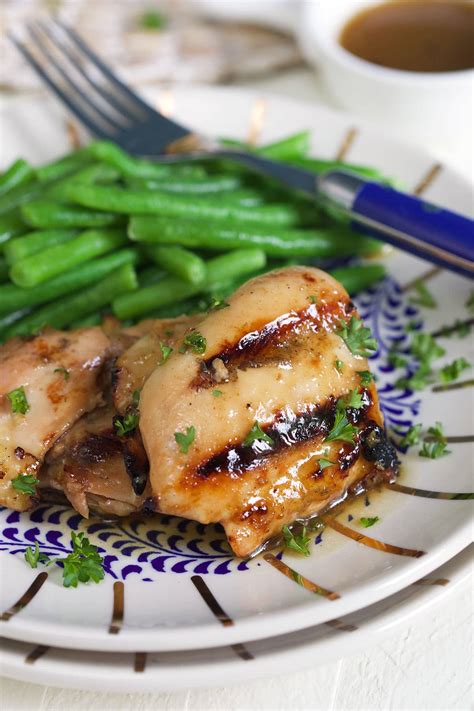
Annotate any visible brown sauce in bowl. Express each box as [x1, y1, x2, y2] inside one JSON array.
[[339, 1, 474, 73]]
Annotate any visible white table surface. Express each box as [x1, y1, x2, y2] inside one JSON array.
[[1, 67, 473, 711]]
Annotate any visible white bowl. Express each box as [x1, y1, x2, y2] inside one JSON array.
[[298, 0, 474, 143]]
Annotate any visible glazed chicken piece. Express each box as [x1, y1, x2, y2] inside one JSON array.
[[40, 404, 150, 518], [0, 328, 110, 511], [140, 267, 398, 558]]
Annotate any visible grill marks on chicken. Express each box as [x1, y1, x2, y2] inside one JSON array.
[[140, 267, 398, 557], [0, 328, 110, 511]]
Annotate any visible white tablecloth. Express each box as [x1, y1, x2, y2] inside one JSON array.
[[1, 67, 473, 711]]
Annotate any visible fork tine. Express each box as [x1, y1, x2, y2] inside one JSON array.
[[27, 24, 126, 132], [9, 34, 112, 140], [54, 19, 157, 119], [39, 20, 148, 124]]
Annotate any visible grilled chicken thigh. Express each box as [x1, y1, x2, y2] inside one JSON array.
[[0, 328, 110, 511], [140, 267, 397, 557]]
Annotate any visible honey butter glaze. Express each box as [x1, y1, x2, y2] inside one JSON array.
[[139, 267, 397, 558], [340, 1, 474, 73]]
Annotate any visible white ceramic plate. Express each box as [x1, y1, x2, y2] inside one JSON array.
[[1, 545, 472, 693], [0, 87, 473, 653]]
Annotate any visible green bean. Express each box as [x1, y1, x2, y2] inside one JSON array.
[[0, 180, 45, 216], [69, 313, 102, 329], [4, 229, 79, 264], [330, 264, 387, 294], [46, 163, 120, 202], [138, 266, 166, 287], [5, 264, 138, 338], [21, 200, 122, 229], [129, 216, 380, 258], [0, 210, 27, 249], [147, 245, 206, 285], [113, 248, 266, 320], [35, 148, 91, 183], [259, 131, 311, 161], [0, 249, 138, 315], [128, 174, 241, 194], [68, 184, 300, 227], [88, 141, 205, 180], [0, 158, 35, 196], [10, 228, 127, 287], [0, 308, 31, 341], [0, 257, 9, 283]]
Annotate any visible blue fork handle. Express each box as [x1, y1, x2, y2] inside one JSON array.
[[317, 171, 474, 279]]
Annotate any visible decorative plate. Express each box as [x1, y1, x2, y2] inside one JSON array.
[[1, 545, 471, 693], [0, 87, 472, 653]]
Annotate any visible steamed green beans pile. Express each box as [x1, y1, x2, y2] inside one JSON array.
[[0, 131, 390, 340]]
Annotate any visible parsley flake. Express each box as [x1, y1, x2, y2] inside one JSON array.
[[159, 342, 173, 364], [54, 367, 70, 381], [180, 331, 207, 355], [11, 473, 38, 495], [409, 281, 437, 308], [334, 359, 344, 372], [410, 333, 445, 364], [419, 440, 450, 459], [336, 316, 377, 358], [325, 404, 358, 444], [243, 421, 274, 447], [357, 370, 373, 386], [7, 386, 29, 414], [282, 525, 311, 556], [132, 389, 141, 406], [466, 290, 474, 312], [24, 541, 50, 569], [208, 297, 230, 312], [359, 516, 379, 528], [343, 389, 364, 410], [427, 421, 446, 442], [113, 412, 139, 437], [439, 357, 471, 383], [388, 351, 409, 368], [174, 426, 196, 454], [309, 295, 317, 304], [61, 532, 105, 588], [212, 389, 222, 397], [399, 424, 422, 448], [317, 457, 335, 470], [138, 9, 166, 30]]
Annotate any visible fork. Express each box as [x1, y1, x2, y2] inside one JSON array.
[[10, 19, 474, 278]]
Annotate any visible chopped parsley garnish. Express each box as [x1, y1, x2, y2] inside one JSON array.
[[62, 532, 105, 588], [409, 281, 437, 308], [282, 525, 311, 556], [159, 342, 173, 364], [399, 424, 422, 448], [11, 473, 38, 495], [438, 319, 471, 339], [54, 367, 70, 381], [343, 389, 364, 410], [419, 421, 450, 459], [208, 297, 230, 312], [395, 364, 433, 392], [7, 386, 29, 414], [132, 389, 141, 406], [325, 403, 358, 444], [317, 457, 335, 470], [113, 412, 139, 437], [309, 295, 317, 304], [410, 333, 445, 364], [388, 350, 408, 368], [212, 389, 222, 397], [357, 370, 373, 386], [138, 9, 166, 30], [334, 359, 344, 372], [24, 533, 105, 588], [242, 421, 274, 447], [24, 541, 50, 568], [174, 426, 196, 454], [180, 331, 207, 355], [336, 316, 377, 357], [419, 440, 450, 459], [359, 516, 379, 528], [439, 357, 471, 383]]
